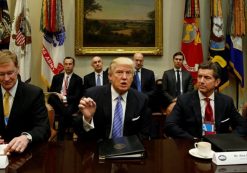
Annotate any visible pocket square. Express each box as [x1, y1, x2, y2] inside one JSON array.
[[220, 118, 230, 123], [132, 116, 140, 121]]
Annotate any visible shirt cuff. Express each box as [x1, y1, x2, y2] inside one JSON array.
[[21, 132, 32, 142], [63, 96, 67, 103], [82, 116, 94, 132]]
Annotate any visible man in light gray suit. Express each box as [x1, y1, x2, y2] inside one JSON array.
[[162, 51, 193, 103]]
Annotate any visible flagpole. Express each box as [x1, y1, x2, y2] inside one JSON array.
[[236, 78, 239, 109]]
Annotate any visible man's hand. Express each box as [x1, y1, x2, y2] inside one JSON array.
[[4, 135, 29, 154], [56, 93, 64, 100], [79, 97, 96, 123], [164, 102, 176, 116]]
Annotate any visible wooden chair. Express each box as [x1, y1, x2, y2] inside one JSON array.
[[44, 92, 57, 141], [149, 79, 168, 139], [242, 102, 247, 118], [46, 103, 57, 142]]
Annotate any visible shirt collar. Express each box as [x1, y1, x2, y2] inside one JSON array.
[[95, 71, 103, 76], [65, 73, 72, 78], [136, 68, 141, 73], [198, 90, 215, 101], [1, 79, 18, 97], [111, 85, 128, 102], [174, 68, 182, 72]]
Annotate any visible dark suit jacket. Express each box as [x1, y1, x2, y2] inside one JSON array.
[[131, 68, 155, 95], [73, 84, 151, 140], [48, 72, 83, 113], [165, 90, 247, 139], [0, 81, 50, 142], [162, 69, 193, 102], [83, 71, 109, 90]]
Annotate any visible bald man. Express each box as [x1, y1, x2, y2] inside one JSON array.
[[83, 56, 109, 90]]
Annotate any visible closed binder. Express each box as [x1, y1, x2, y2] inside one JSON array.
[[203, 133, 247, 152], [98, 135, 145, 160]]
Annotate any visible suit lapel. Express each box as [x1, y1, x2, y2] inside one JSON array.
[[103, 85, 113, 137], [214, 93, 222, 128], [59, 73, 65, 90], [192, 91, 203, 124], [8, 82, 23, 126], [124, 91, 135, 125], [181, 71, 185, 91], [0, 90, 5, 129], [140, 69, 144, 89], [171, 70, 176, 92], [68, 74, 75, 91], [103, 71, 108, 84]]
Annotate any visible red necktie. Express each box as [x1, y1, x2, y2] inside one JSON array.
[[63, 76, 69, 96], [204, 98, 213, 122], [204, 97, 215, 135]]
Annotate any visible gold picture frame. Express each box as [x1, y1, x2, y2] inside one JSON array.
[[75, 0, 163, 55]]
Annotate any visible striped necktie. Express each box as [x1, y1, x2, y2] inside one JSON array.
[[96, 74, 101, 86], [63, 75, 69, 96], [112, 96, 123, 138], [135, 70, 141, 92]]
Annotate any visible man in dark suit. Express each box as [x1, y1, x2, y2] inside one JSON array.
[[165, 62, 247, 139], [83, 56, 109, 90], [0, 50, 50, 153], [131, 53, 155, 95], [73, 57, 151, 140], [48, 57, 83, 140], [162, 51, 193, 103]]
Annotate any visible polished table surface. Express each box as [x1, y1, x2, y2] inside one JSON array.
[[4, 138, 247, 173]]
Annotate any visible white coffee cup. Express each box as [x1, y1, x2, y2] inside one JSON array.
[[194, 141, 212, 157]]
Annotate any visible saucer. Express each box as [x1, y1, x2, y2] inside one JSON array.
[[189, 148, 214, 159]]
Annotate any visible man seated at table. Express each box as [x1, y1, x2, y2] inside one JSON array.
[[0, 50, 50, 153], [165, 62, 247, 139], [73, 57, 151, 140]]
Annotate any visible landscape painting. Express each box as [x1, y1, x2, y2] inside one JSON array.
[[75, 0, 163, 55]]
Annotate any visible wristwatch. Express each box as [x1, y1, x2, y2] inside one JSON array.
[[22, 132, 32, 143]]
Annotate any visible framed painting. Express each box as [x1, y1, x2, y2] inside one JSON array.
[[75, 0, 163, 55]]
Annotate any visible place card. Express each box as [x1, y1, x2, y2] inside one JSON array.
[[212, 151, 247, 165], [0, 156, 8, 169]]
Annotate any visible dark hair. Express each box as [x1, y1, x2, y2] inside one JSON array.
[[173, 51, 184, 60], [198, 62, 221, 79], [64, 56, 75, 65]]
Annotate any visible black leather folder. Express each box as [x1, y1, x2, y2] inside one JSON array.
[[203, 133, 247, 152], [98, 135, 145, 160]]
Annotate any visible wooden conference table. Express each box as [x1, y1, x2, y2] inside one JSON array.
[[4, 138, 247, 173]]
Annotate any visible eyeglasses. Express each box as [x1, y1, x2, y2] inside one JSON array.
[[0, 71, 17, 78]]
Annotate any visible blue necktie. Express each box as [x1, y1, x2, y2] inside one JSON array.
[[96, 74, 101, 86], [135, 71, 141, 92], [112, 96, 123, 138]]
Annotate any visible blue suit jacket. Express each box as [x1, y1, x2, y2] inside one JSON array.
[[131, 68, 155, 95]]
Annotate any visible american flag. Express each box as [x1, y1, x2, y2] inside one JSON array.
[[16, 30, 25, 46]]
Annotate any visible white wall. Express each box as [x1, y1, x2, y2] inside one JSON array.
[[7, 0, 247, 107]]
